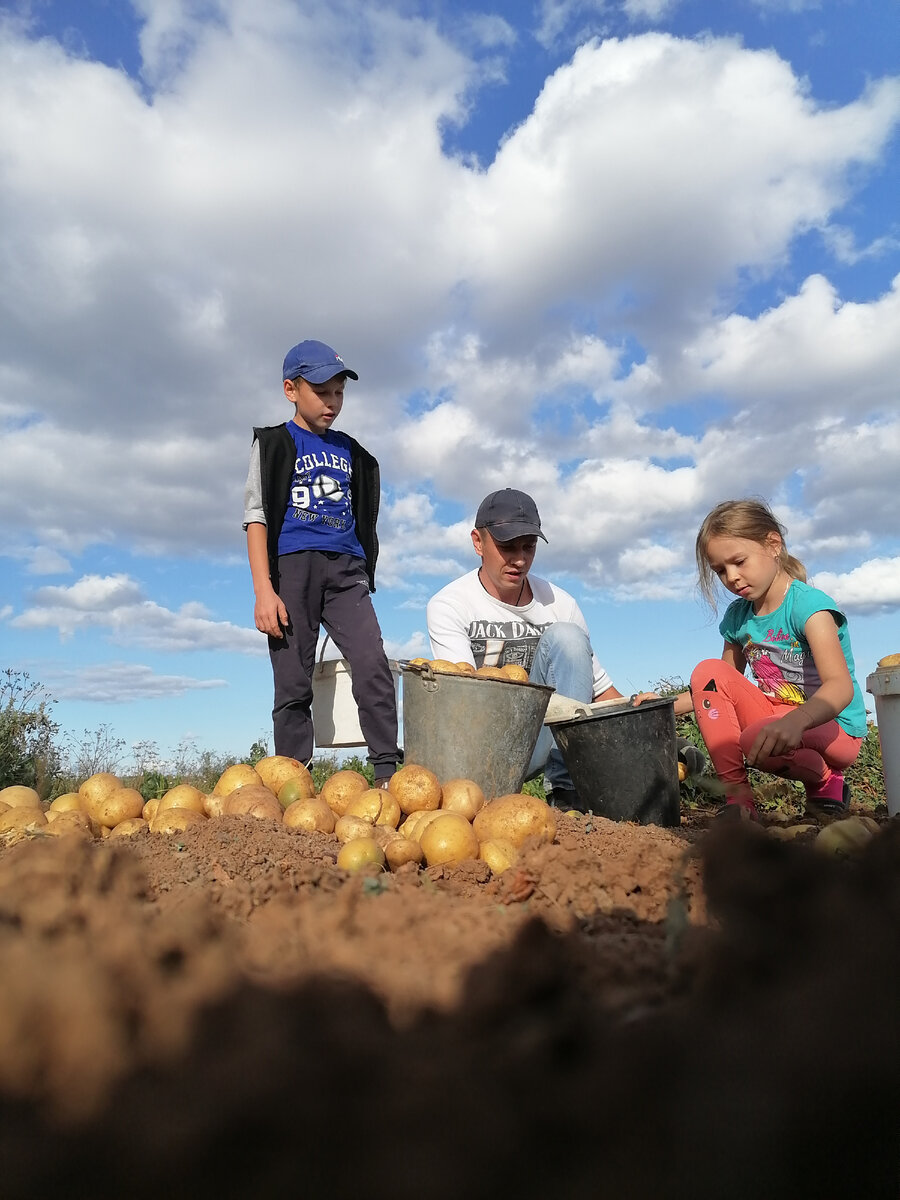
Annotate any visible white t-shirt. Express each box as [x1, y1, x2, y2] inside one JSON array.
[[426, 569, 613, 697]]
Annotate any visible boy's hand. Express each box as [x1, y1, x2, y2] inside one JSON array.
[[630, 691, 659, 706], [746, 709, 808, 764], [254, 589, 289, 639]]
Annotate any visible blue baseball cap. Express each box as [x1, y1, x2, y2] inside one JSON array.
[[282, 340, 359, 384]]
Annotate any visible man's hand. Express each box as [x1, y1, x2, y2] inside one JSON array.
[[254, 588, 289, 639], [747, 709, 809, 765]]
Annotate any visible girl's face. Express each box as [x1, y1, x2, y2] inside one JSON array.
[[705, 532, 786, 612]]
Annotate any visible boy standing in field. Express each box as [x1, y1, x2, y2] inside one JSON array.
[[243, 339, 400, 785]]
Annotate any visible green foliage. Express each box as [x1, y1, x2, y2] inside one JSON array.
[[521, 775, 546, 799], [0, 670, 60, 796], [846, 723, 888, 810], [248, 738, 269, 767]]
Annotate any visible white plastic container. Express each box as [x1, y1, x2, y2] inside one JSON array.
[[312, 653, 401, 749], [867, 665, 900, 817]]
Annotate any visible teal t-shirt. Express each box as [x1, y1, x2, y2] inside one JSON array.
[[718, 580, 867, 737]]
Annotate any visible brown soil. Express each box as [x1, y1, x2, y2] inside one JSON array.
[[0, 806, 898, 1198]]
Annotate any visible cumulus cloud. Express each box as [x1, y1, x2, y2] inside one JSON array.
[[0, 2, 897, 621], [9, 573, 262, 652], [813, 558, 900, 615]]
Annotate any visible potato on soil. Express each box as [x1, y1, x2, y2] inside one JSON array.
[[419, 812, 479, 867], [150, 808, 205, 835], [202, 793, 226, 818], [384, 837, 424, 870], [320, 769, 371, 817], [335, 813, 379, 843], [44, 811, 95, 840], [404, 809, 444, 843], [212, 763, 263, 797], [0, 785, 43, 809], [501, 664, 529, 682], [815, 817, 875, 856], [389, 764, 441, 815], [87, 787, 145, 829], [473, 793, 557, 849], [375, 792, 401, 829], [440, 778, 485, 821], [283, 796, 336, 835], [106, 817, 148, 839], [345, 788, 384, 824], [0, 807, 48, 843], [223, 786, 281, 821], [157, 784, 205, 815], [78, 772, 121, 812], [143, 798, 160, 823], [48, 792, 83, 814], [336, 837, 386, 873], [255, 755, 315, 800], [479, 838, 519, 874]]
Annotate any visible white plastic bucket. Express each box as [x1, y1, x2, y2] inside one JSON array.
[[867, 665, 900, 817], [312, 638, 401, 749]]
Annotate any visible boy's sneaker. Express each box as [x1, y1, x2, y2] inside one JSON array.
[[805, 778, 850, 819]]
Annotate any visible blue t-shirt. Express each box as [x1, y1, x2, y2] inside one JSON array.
[[277, 423, 365, 560], [719, 579, 867, 737]]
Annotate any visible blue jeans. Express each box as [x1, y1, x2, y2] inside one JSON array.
[[526, 622, 595, 790]]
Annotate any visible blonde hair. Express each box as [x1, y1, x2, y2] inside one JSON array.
[[696, 498, 807, 609]]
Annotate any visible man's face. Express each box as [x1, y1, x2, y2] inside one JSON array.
[[472, 529, 538, 599], [284, 374, 346, 434]]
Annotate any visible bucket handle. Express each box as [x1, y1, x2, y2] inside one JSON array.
[[317, 633, 333, 666]]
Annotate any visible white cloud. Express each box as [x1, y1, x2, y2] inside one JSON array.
[[681, 273, 900, 415], [813, 558, 900, 615], [9, 573, 262, 652], [623, 0, 680, 21], [0, 5, 897, 623], [47, 661, 229, 702]]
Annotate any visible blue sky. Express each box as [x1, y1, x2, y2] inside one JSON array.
[[1, 0, 898, 770]]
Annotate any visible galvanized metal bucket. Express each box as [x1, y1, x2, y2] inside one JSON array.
[[401, 665, 553, 800]]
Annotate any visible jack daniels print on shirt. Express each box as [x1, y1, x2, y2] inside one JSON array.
[[467, 618, 551, 670]]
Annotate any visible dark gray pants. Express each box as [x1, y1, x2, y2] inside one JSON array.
[[269, 551, 400, 776]]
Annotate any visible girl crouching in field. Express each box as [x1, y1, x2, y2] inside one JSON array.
[[670, 499, 867, 820]]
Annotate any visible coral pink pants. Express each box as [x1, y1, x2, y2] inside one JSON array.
[[690, 659, 862, 802]]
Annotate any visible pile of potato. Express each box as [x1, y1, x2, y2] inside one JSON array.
[[322, 763, 556, 874], [408, 658, 530, 682], [0, 757, 557, 877]]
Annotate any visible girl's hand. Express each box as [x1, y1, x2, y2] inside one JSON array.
[[630, 691, 659, 706], [747, 709, 809, 764]]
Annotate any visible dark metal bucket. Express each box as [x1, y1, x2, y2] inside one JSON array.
[[550, 697, 680, 826], [401, 666, 553, 800]]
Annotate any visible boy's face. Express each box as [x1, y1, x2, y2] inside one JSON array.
[[284, 373, 346, 435]]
